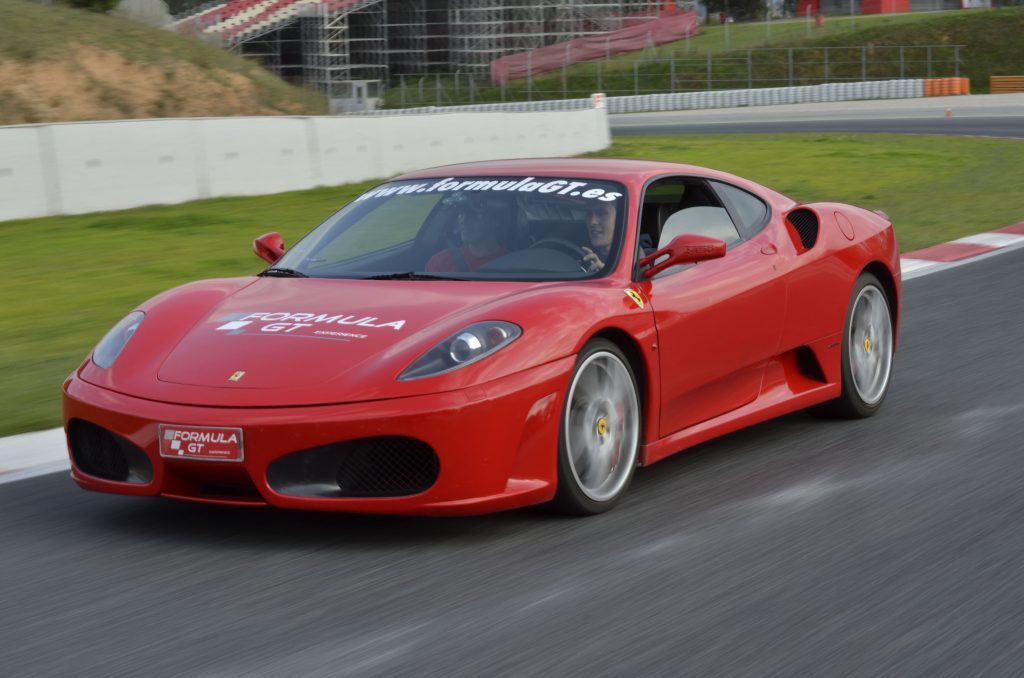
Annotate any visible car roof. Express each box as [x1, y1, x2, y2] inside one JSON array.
[[395, 158, 726, 184], [393, 157, 792, 205]]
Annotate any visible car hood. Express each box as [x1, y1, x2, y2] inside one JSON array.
[[81, 276, 571, 407]]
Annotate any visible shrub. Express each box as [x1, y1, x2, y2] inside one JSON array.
[[64, 0, 121, 13]]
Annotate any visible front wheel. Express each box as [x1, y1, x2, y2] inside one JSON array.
[[810, 272, 894, 419], [553, 339, 641, 515]]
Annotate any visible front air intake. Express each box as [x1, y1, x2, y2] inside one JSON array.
[[787, 209, 819, 251], [267, 437, 440, 499], [68, 419, 153, 483], [336, 437, 439, 497]]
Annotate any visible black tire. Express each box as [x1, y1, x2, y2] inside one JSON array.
[[552, 338, 641, 515], [809, 272, 894, 419]]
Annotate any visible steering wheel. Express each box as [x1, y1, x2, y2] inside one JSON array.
[[529, 237, 588, 260]]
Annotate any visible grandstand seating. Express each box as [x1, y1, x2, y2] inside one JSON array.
[[173, 0, 379, 46]]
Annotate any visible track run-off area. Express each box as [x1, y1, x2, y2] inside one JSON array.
[[3, 100, 1024, 677]]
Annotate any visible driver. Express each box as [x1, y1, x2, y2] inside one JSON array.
[[426, 193, 508, 272], [581, 201, 617, 272]]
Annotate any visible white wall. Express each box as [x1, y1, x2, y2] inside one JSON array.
[[0, 108, 610, 222]]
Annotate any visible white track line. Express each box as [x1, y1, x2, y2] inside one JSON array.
[[953, 233, 1024, 248], [0, 428, 68, 484]]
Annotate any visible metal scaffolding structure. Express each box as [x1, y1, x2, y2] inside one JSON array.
[[186, 1, 663, 96], [300, 0, 388, 94]]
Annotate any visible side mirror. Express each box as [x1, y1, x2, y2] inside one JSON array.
[[639, 234, 726, 278], [253, 232, 285, 264]]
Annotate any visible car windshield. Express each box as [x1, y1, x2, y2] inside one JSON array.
[[272, 176, 628, 281]]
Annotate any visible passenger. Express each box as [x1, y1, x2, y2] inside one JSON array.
[[426, 194, 508, 273], [581, 201, 617, 272]]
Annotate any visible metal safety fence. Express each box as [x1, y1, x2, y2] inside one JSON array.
[[359, 78, 927, 116], [386, 44, 962, 109]]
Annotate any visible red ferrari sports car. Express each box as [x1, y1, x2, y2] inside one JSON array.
[[63, 158, 899, 515]]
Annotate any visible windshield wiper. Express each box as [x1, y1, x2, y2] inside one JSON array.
[[262, 267, 309, 278], [362, 272, 463, 281]]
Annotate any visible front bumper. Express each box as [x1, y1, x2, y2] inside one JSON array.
[[62, 357, 573, 516]]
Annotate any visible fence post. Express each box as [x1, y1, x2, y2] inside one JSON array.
[[634, 61, 639, 96], [670, 52, 676, 92], [527, 52, 533, 102], [927, 46, 933, 78], [824, 46, 829, 84], [747, 49, 752, 89], [954, 45, 960, 77], [400, 74, 406, 106], [862, 46, 867, 81], [562, 43, 570, 99], [899, 46, 904, 79], [469, 76, 475, 104], [435, 73, 441, 104], [788, 47, 794, 87], [707, 51, 712, 91], [597, 60, 603, 92]]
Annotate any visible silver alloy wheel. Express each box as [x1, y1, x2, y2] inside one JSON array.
[[848, 284, 893, 406], [564, 350, 640, 502]]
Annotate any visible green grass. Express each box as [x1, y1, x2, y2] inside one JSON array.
[[4, 133, 1024, 437], [385, 8, 1024, 106]]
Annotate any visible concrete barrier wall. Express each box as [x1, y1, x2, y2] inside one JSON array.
[[0, 108, 610, 222]]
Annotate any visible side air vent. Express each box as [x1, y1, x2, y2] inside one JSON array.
[[787, 209, 819, 251]]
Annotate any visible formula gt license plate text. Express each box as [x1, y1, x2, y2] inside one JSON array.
[[158, 424, 244, 462]]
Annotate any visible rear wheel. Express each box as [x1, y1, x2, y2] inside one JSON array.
[[553, 339, 640, 515], [810, 272, 894, 418]]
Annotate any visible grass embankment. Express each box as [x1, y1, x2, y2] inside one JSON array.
[[0, 0, 325, 124], [5, 133, 1024, 437], [385, 8, 1024, 106]]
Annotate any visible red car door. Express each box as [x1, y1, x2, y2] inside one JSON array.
[[639, 180, 786, 438]]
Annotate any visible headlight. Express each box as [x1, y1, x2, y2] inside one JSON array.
[[398, 321, 521, 380], [92, 311, 144, 369]]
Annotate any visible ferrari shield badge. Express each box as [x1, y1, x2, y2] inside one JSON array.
[[228, 371, 246, 382], [623, 289, 645, 309]]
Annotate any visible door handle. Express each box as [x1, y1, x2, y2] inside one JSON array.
[[760, 243, 778, 255]]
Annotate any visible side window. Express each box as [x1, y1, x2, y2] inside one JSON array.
[[640, 176, 741, 249], [639, 178, 687, 252], [709, 181, 769, 240], [638, 176, 742, 279]]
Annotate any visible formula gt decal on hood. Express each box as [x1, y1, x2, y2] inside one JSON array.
[[213, 311, 407, 341]]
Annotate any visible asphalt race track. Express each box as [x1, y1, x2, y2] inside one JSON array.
[[613, 115, 1024, 138], [4, 111, 1024, 677], [5, 240, 1024, 678], [611, 95, 1024, 139]]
